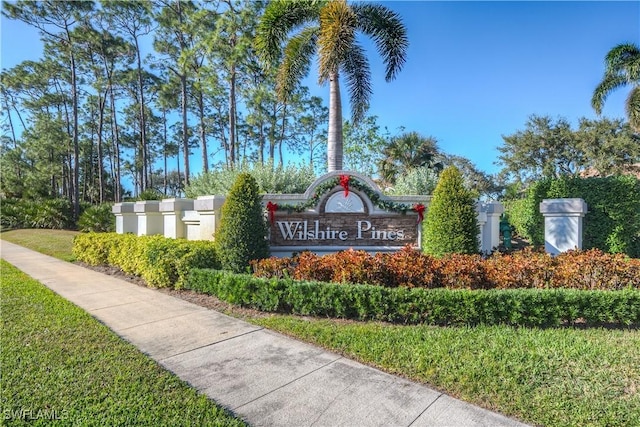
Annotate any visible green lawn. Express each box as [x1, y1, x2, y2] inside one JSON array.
[[252, 316, 639, 427], [0, 229, 79, 261], [3, 229, 640, 426], [0, 260, 246, 426]]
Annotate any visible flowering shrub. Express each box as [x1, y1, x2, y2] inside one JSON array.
[[252, 247, 640, 290]]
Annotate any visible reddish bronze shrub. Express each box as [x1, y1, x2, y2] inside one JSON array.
[[383, 246, 439, 288], [552, 249, 640, 290], [251, 247, 640, 290], [484, 248, 554, 289]]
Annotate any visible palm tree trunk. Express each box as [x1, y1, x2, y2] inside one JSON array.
[[327, 71, 343, 172]]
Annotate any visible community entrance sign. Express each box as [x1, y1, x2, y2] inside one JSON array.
[[263, 171, 429, 256]]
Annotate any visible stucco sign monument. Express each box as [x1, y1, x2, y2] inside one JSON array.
[[263, 171, 429, 257]]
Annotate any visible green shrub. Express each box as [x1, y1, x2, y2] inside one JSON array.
[[422, 166, 479, 256], [78, 204, 115, 232], [215, 173, 269, 273], [0, 198, 75, 230], [185, 161, 315, 197], [73, 233, 219, 288], [0, 198, 21, 230], [385, 166, 439, 195], [186, 268, 640, 327], [137, 189, 164, 200], [504, 176, 640, 256]]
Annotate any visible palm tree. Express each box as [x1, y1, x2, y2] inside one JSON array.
[[378, 131, 441, 184], [592, 43, 640, 132], [255, 0, 408, 172]]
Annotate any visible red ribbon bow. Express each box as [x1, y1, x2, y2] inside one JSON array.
[[339, 174, 350, 197], [413, 203, 425, 223], [266, 201, 278, 225]]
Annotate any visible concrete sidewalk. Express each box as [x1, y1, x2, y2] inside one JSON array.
[[1, 240, 530, 427]]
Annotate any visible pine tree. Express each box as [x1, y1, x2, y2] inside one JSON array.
[[422, 166, 479, 257], [215, 173, 269, 273]]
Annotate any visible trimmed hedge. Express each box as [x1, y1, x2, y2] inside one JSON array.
[[185, 268, 640, 327], [73, 233, 219, 288], [505, 176, 640, 257]]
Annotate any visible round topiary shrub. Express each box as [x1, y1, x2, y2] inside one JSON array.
[[215, 173, 269, 273], [422, 165, 479, 257]]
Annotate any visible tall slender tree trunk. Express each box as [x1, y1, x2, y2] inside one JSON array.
[[198, 90, 208, 173], [181, 74, 190, 186], [162, 108, 168, 195], [134, 36, 148, 192], [109, 87, 122, 202], [327, 71, 343, 172], [69, 50, 80, 220], [97, 94, 106, 203], [228, 64, 237, 167]]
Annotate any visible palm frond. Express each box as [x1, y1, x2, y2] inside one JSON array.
[[603, 43, 640, 81], [318, 0, 356, 83], [626, 86, 640, 132], [352, 3, 408, 81], [591, 74, 628, 114], [278, 26, 319, 102], [341, 42, 371, 124], [255, 0, 324, 67]]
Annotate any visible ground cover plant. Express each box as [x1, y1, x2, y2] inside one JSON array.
[[0, 260, 246, 426]]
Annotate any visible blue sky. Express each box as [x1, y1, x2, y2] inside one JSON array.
[[2, 1, 639, 177]]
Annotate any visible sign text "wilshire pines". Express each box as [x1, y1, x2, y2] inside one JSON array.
[[276, 220, 406, 242]]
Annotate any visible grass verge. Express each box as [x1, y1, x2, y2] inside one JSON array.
[[251, 315, 639, 427], [0, 260, 246, 426], [0, 229, 78, 261]]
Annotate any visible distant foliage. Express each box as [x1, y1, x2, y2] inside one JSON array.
[[78, 204, 115, 232], [185, 162, 316, 197], [215, 173, 269, 273], [385, 166, 439, 195], [137, 189, 164, 201], [0, 198, 75, 230], [505, 176, 640, 257], [422, 166, 479, 256]]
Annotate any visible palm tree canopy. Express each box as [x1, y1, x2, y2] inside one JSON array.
[[379, 132, 440, 183], [592, 43, 640, 131], [255, 0, 408, 124]]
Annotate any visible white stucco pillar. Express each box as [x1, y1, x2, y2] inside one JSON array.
[[476, 210, 487, 251], [159, 198, 194, 239], [540, 198, 588, 256], [112, 202, 137, 234], [194, 195, 226, 241], [480, 201, 504, 253], [134, 201, 163, 236]]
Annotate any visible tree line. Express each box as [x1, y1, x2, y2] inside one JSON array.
[[1, 0, 331, 220]]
